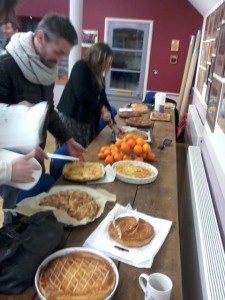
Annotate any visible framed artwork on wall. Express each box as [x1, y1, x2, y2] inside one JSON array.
[[217, 83, 225, 134], [82, 30, 98, 48], [214, 23, 225, 77], [206, 77, 222, 132]]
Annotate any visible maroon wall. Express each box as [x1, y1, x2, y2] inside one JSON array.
[[15, 0, 203, 93]]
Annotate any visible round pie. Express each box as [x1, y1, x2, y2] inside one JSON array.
[[131, 103, 149, 114], [39, 189, 99, 221], [62, 162, 105, 182], [108, 216, 154, 247], [38, 251, 116, 300], [125, 117, 153, 128], [118, 111, 141, 118]]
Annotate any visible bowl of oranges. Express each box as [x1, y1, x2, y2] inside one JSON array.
[[97, 134, 156, 166]]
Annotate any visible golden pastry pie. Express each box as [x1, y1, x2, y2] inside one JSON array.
[[118, 111, 141, 118], [131, 103, 149, 114], [165, 102, 175, 109], [63, 162, 105, 182], [108, 216, 154, 247], [125, 117, 153, 128], [113, 162, 154, 179], [117, 130, 148, 140], [38, 251, 116, 300], [39, 190, 99, 221]]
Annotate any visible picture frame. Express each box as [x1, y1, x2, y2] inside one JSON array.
[[214, 23, 225, 77], [82, 30, 98, 48], [206, 77, 222, 132], [217, 83, 225, 134]]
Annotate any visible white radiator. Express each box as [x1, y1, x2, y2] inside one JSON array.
[[185, 104, 203, 146], [187, 146, 225, 300]]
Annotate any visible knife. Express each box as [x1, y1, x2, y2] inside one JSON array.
[[47, 153, 79, 161]]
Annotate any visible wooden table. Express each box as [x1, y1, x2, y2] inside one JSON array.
[[1, 110, 183, 300]]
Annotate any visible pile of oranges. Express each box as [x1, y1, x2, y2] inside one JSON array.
[[97, 134, 156, 165]]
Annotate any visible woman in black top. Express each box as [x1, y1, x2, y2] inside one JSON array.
[[57, 42, 120, 148]]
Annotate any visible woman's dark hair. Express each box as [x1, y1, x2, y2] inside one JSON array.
[[0, 0, 19, 24]]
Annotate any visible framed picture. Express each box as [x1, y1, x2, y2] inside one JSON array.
[[82, 30, 98, 48], [217, 83, 225, 134], [206, 77, 222, 132], [214, 23, 225, 77]]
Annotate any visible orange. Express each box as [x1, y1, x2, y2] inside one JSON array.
[[98, 151, 106, 160], [113, 152, 123, 161], [136, 137, 145, 146], [115, 140, 122, 148], [100, 146, 108, 152], [142, 143, 151, 153], [121, 142, 130, 154], [135, 156, 144, 161], [146, 152, 156, 161], [133, 144, 142, 155], [127, 138, 136, 149], [104, 149, 111, 156], [122, 154, 132, 160], [104, 155, 114, 165]]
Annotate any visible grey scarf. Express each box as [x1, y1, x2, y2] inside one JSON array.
[[6, 32, 57, 85]]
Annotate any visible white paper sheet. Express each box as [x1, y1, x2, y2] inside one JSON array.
[[0, 101, 48, 153], [84, 203, 172, 268]]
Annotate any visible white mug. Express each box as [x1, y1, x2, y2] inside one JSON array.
[[139, 272, 173, 300]]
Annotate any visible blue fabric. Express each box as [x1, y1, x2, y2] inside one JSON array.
[[97, 105, 117, 134], [16, 174, 55, 203], [49, 145, 70, 181]]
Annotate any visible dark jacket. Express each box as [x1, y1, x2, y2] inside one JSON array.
[[0, 51, 71, 147], [57, 60, 115, 132]]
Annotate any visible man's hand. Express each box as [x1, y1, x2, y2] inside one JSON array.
[[65, 138, 86, 160], [101, 106, 111, 123], [11, 151, 41, 183]]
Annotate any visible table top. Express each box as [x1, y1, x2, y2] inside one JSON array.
[[1, 109, 183, 300]]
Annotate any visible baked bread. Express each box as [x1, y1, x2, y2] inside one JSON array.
[[113, 162, 154, 179], [118, 111, 141, 118], [63, 162, 105, 182], [131, 103, 149, 114], [39, 190, 99, 221], [38, 251, 116, 300], [108, 216, 154, 247], [117, 130, 148, 140], [125, 117, 153, 128]]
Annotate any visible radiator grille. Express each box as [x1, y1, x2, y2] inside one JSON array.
[[187, 146, 225, 300], [185, 104, 203, 146]]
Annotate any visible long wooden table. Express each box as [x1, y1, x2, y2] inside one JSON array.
[[1, 110, 183, 300]]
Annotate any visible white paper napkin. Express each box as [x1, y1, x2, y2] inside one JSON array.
[[83, 203, 172, 268]]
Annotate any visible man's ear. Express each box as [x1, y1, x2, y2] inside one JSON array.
[[36, 30, 45, 44]]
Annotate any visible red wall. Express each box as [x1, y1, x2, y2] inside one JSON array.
[[15, 0, 203, 94]]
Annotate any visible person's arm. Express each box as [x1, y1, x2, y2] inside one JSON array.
[[0, 159, 11, 184]]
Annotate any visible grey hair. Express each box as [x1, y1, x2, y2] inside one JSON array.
[[35, 13, 78, 46]]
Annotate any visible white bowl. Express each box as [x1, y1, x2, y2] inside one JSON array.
[[112, 160, 158, 184], [35, 247, 119, 300]]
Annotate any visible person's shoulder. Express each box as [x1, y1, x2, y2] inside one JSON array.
[[74, 60, 88, 69], [0, 51, 15, 66]]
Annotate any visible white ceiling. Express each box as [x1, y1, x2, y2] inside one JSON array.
[[188, 0, 222, 15]]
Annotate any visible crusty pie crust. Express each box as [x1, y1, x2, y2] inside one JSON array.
[[39, 189, 99, 221], [63, 162, 105, 182], [113, 162, 154, 179], [38, 251, 116, 300]]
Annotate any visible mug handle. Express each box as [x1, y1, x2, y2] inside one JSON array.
[[139, 273, 149, 293]]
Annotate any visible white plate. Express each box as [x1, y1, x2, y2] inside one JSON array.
[[116, 126, 151, 143], [112, 160, 158, 184], [0, 149, 41, 190], [35, 247, 119, 300]]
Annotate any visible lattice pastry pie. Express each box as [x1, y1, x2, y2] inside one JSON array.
[[117, 130, 148, 140], [108, 216, 154, 247], [39, 189, 99, 221], [131, 103, 149, 114], [125, 117, 153, 128], [113, 162, 154, 179], [38, 251, 116, 300], [63, 162, 105, 182]]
